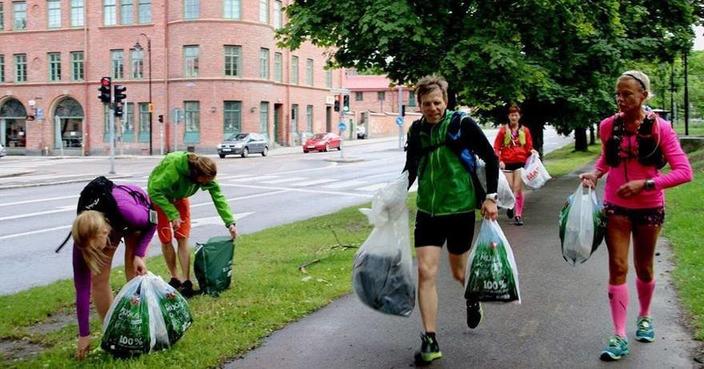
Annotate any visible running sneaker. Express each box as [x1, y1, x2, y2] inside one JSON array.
[[635, 316, 655, 343], [514, 216, 524, 226], [507, 208, 514, 219], [466, 300, 483, 329], [414, 333, 442, 365], [179, 280, 195, 298], [168, 277, 182, 289], [600, 335, 630, 361]]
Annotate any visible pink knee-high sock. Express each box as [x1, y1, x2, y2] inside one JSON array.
[[636, 278, 656, 318], [514, 192, 524, 217], [608, 284, 629, 337]]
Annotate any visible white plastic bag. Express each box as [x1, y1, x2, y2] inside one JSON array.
[[353, 173, 415, 317], [560, 185, 606, 265], [521, 154, 551, 189], [464, 219, 521, 303], [476, 158, 515, 209]]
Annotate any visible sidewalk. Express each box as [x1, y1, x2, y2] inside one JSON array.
[[223, 169, 698, 369], [0, 136, 396, 189]]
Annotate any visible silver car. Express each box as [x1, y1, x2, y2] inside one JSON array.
[[217, 133, 269, 158]]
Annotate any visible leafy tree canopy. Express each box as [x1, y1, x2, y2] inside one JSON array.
[[278, 0, 699, 149]]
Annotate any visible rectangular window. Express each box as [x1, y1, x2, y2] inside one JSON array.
[[306, 105, 313, 132], [138, 0, 151, 23], [15, 54, 27, 82], [0, 55, 4, 82], [48, 52, 61, 81], [184, 0, 199, 20], [224, 0, 240, 19], [305, 58, 313, 86], [325, 70, 332, 89], [123, 102, 135, 140], [131, 48, 144, 79], [104, 0, 116, 26], [290, 55, 298, 84], [184, 101, 200, 142], [71, 0, 84, 27], [138, 102, 149, 142], [259, 102, 269, 135], [377, 91, 385, 101], [71, 51, 84, 81], [184, 46, 199, 77], [259, 48, 269, 79], [121, 0, 133, 25], [0, 4, 4, 30], [48, 0, 61, 28], [355, 91, 363, 101], [408, 91, 416, 107], [111, 49, 124, 79], [273, 52, 282, 82], [223, 101, 242, 134], [259, 0, 268, 23], [14, 2, 27, 30], [273, 0, 282, 29], [224, 45, 241, 77]]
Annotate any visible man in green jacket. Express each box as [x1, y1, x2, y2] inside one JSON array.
[[403, 75, 499, 365], [148, 152, 238, 297]]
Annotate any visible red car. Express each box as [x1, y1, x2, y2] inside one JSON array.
[[303, 132, 342, 153]]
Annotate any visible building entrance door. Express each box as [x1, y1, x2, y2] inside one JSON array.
[[53, 97, 85, 156], [0, 98, 28, 155]]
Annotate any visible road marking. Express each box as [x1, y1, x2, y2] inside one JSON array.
[[218, 174, 252, 180], [227, 175, 280, 182], [322, 179, 368, 189], [0, 195, 79, 207], [356, 183, 388, 192], [261, 177, 305, 184], [191, 212, 253, 227], [0, 205, 75, 221], [290, 178, 338, 187], [0, 224, 71, 241], [220, 183, 373, 198]]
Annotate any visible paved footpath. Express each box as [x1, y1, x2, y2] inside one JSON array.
[[224, 168, 699, 369]]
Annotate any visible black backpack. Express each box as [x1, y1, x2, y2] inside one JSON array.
[[56, 176, 125, 253]]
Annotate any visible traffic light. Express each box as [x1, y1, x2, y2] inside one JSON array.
[[98, 77, 111, 103], [158, 114, 164, 123], [113, 85, 127, 117], [333, 96, 340, 112], [401, 104, 406, 116], [343, 95, 350, 111]]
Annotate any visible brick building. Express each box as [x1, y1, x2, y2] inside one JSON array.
[[0, 0, 343, 156]]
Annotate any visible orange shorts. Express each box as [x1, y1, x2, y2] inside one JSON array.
[[154, 198, 191, 243]]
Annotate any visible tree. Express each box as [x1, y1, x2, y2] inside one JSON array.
[[278, 0, 698, 152]]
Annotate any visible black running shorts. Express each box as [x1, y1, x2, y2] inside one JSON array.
[[414, 211, 476, 255]]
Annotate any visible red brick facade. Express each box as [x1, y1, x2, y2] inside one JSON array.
[[0, 0, 343, 155]]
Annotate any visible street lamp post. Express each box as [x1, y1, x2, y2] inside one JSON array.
[[134, 33, 153, 155]]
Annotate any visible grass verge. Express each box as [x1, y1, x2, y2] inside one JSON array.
[[663, 148, 704, 340], [541, 142, 601, 177]]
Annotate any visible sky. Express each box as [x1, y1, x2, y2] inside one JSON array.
[[695, 26, 704, 51]]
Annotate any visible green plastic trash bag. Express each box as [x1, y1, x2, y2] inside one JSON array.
[[194, 236, 235, 297], [101, 275, 161, 357], [559, 185, 606, 265], [353, 173, 414, 317], [149, 276, 193, 350], [464, 219, 521, 303]]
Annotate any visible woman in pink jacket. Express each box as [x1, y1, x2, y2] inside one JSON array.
[[580, 70, 693, 361]]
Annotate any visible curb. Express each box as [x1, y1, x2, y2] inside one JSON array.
[[0, 174, 133, 190]]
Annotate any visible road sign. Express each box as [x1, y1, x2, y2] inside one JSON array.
[[36, 108, 44, 120], [395, 116, 404, 126], [171, 107, 183, 123], [338, 122, 347, 131]]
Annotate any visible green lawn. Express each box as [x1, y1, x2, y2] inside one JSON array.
[[541, 142, 601, 177], [674, 122, 704, 137]]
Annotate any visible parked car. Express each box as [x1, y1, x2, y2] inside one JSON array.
[[303, 132, 342, 153], [0, 143, 5, 158], [356, 125, 367, 139], [217, 133, 269, 158]]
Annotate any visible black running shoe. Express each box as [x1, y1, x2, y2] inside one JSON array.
[[179, 280, 195, 298], [514, 216, 524, 225], [413, 333, 442, 365], [507, 208, 514, 219], [168, 277, 182, 289], [466, 300, 483, 329]]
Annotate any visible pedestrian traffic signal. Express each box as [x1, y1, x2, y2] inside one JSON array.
[[158, 114, 164, 123], [98, 77, 111, 103], [402, 104, 406, 117], [113, 85, 126, 117], [343, 95, 350, 111], [334, 96, 340, 112]]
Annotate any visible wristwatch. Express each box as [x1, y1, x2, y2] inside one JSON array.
[[485, 193, 498, 203], [644, 179, 656, 191]]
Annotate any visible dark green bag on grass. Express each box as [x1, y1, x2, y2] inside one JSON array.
[[194, 236, 235, 296]]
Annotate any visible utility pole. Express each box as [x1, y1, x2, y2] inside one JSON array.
[[398, 85, 403, 149]]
